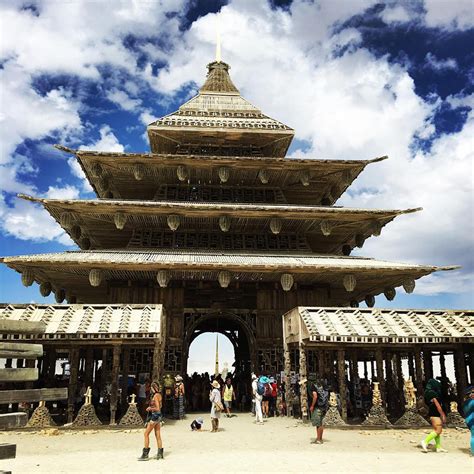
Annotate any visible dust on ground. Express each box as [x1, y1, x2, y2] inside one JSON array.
[[1, 412, 472, 473]]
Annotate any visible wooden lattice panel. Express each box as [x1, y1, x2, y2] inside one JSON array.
[[128, 230, 309, 251]]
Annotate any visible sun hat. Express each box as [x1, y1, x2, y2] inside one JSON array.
[[197, 418, 204, 424], [175, 375, 183, 382], [211, 380, 220, 388]]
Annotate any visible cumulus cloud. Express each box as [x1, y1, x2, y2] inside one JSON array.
[[381, 5, 411, 23], [424, 0, 474, 30], [106, 88, 142, 112]]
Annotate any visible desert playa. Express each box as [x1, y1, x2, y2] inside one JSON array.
[[1, 414, 472, 474]]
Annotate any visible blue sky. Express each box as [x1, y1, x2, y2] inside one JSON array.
[[1, 0, 473, 327]]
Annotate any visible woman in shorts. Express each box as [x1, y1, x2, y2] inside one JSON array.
[[138, 381, 164, 461]]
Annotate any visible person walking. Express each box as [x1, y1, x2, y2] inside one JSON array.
[[420, 378, 447, 453], [138, 381, 164, 461], [209, 380, 222, 432], [309, 378, 329, 444], [251, 374, 263, 425], [222, 377, 236, 418], [462, 385, 474, 457]]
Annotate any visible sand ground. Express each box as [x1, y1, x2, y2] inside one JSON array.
[[1, 413, 472, 473]]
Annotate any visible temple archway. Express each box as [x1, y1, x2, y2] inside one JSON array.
[[183, 310, 256, 377]]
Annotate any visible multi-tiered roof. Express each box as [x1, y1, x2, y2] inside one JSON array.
[[2, 60, 456, 306]]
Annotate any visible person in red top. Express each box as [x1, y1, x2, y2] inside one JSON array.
[[270, 378, 278, 417]]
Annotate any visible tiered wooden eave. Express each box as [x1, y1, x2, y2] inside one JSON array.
[[54, 145, 387, 205], [1, 249, 458, 306], [19, 194, 420, 255]]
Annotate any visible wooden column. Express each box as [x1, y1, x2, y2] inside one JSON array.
[[121, 347, 130, 407], [109, 345, 121, 425], [363, 360, 368, 380], [84, 347, 94, 388], [152, 338, 161, 382], [414, 348, 424, 396], [100, 348, 108, 394], [375, 348, 386, 406], [299, 344, 308, 420], [454, 347, 468, 407], [423, 350, 433, 381], [337, 349, 347, 421], [370, 360, 375, 379], [408, 354, 415, 380], [67, 346, 80, 423], [394, 354, 403, 388]]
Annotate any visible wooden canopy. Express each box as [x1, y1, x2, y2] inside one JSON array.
[[0, 304, 163, 341], [20, 194, 420, 254], [55, 145, 387, 204], [283, 307, 474, 345], [1, 250, 456, 305]]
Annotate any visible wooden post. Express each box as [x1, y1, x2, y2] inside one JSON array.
[[84, 347, 94, 388], [370, 360, 375, 379], [100, 348, 108, 394], [45, 348, 56, 387], [349, 351, 359, 416], [152, 338, 161, 382], [337, 349, 347, 422], [423, 350, 433, 381], [375, 348, 385, 406], [363, 360, 368, 380], [67, 347, 79, 423], [454, 347, 468, 408], [299, 344, 308, 420], [414, 348, 424, 396], [408, 353, 415, 380], [109, 345, 121, 425], [121, 347, 130, 407]]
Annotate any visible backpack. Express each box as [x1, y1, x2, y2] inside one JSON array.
[[257, 380, 265, 396], [263, 383, 272, 398], [311, 383, 329, 409]]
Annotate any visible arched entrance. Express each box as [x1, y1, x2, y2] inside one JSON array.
[[183, 310, 257, 377]]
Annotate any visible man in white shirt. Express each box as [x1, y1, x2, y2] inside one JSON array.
[[251, 373, 263, 425]]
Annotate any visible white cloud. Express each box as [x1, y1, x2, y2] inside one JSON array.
[[381, 5, 411, 23], [78, 125, 125, 153], [106, 88, 142, 112], [44, 185, 80, 200], [424, 52, 458, 71], [424, 0, 474, 30], [0, 194, 74, 246]]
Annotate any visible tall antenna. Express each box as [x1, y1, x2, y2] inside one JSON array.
[[216, 15, 222, 62]]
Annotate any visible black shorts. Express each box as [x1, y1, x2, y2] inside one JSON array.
[[262, 396, 271, 402]]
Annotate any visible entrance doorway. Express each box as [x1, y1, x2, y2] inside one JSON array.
[[183, 310, 256, 412]]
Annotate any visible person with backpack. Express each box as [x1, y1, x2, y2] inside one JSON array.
[[251, 373, 264, 425], [260, 376, 272, 418], [309, 378, 329, 444]]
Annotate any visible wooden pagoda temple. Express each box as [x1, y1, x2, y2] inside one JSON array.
[[1, 58, 470, 424]]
